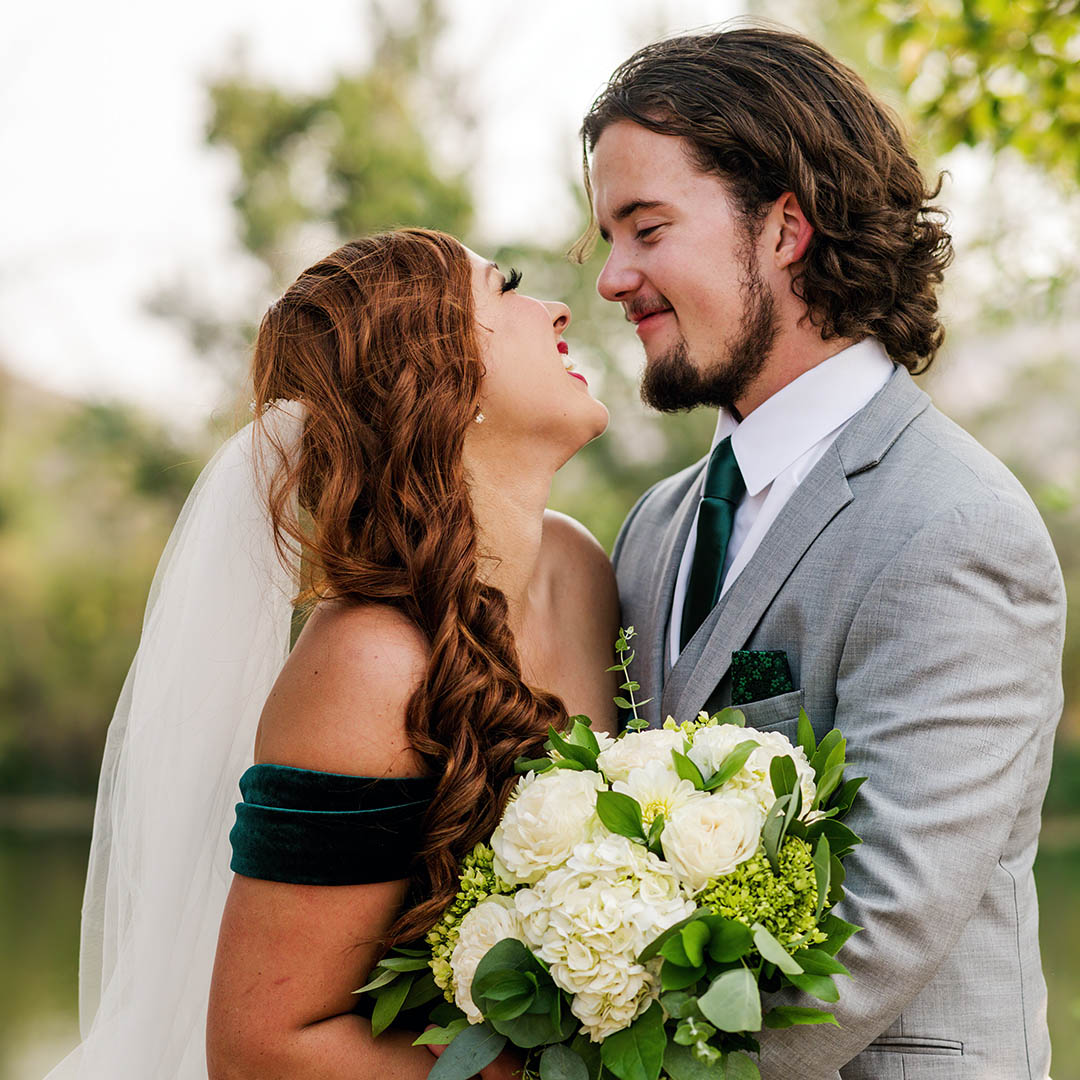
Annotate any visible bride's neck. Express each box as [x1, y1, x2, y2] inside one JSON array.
[[465, 456, 553, 637]]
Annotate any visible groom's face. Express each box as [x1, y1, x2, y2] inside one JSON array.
[[590, 121, 778, 412]]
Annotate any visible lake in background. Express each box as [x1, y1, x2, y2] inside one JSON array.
[[4, 825, 1079, 1080]]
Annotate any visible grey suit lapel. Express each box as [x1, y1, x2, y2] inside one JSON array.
[[658, 366, 931, 723]]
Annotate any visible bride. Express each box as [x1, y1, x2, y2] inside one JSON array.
[[48, 228, 619, 1078]]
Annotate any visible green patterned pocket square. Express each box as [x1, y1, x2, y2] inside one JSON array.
[[731, 650, 795, 707]]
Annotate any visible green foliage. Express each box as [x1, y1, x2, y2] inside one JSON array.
[[839, 0, 1080, 189]]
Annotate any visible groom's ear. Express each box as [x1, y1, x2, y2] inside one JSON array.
[[772, 192, 814, 270]]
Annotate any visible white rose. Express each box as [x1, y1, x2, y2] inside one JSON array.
[[612, 759, 706, 829], [450, 895, 523, 1025], [491, 768, 606, 885], [596, 729, 688, 783], [688, 725, 817, 815], [662, 792, 763, 893], [515, 833, 694, 1041]]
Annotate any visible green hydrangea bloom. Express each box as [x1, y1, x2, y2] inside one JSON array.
[[697, 837, 826, 949], [425, 842, 516, 999]]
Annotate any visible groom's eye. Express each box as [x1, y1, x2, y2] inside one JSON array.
[[500, 267, 523, 294]]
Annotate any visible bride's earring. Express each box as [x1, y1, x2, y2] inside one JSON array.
[[474, 408, 486, 424]]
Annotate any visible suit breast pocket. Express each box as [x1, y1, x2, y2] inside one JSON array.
[[735, 688, 805, 735]]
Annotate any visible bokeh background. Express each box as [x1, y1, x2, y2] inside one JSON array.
[[3, 0, 1078, 1076]]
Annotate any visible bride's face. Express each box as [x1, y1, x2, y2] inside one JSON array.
[[465, 247, 609, 460]]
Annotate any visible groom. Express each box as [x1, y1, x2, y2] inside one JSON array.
[[581, 26, 1066, 1080]]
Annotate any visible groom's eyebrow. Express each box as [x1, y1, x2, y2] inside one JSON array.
[[598, 200, 669, 242]]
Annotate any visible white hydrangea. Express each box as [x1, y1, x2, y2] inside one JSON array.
[[514, 833, 694, 1041], [612, 758, 707, 829], [688, 725, 817, 816], [450, 895, 523, 1024], [661, 792, 763, 893], [491, 768, 606, 885], [596, 728, 688, 783]]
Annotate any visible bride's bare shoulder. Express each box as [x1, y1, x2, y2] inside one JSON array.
[[253, 600, 429, 778], [540, 510, 619, 634]]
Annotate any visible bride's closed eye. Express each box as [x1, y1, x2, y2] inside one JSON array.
[[500, 268, 522, 294]]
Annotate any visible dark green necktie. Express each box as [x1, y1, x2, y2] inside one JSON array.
[[680, 436, 746, 649]]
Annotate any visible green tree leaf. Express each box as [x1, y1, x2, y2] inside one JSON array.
[[596, 790, 647, 841], [704, 740, 760, 789], [697, 967, 762, 1033], [541, 1044, 591, 1080], [600, 1000, 667, 1080], [413, 1018, 470, 1045], [671, 750, 705, 790], [371, 972, 414, 1037], [796, 709, 817, 758], [428, 1022, 507, 1080], [752, 924, 803, 976]]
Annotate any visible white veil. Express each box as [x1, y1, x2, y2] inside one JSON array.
[[45, 400, 306, 1079]]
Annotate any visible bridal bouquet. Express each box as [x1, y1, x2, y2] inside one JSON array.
[[358, 629, 864, 1080]]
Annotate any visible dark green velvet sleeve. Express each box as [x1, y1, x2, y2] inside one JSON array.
[[229, 763, 435, 886]]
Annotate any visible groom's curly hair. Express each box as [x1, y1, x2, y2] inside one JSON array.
[[574, 25, 953, 372], [250, 229, 565, 947]]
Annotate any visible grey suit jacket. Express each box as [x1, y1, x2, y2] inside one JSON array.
[[612, 366, 1066, 1080]]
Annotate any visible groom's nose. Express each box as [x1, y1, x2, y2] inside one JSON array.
[[596, 249, 641, 303]]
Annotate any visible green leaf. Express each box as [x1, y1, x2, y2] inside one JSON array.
[[621, 681, 641, 693], [659, 991, 700, 1020], [427, 1022, 507, 1080], [786, 971, 840, 1002], [805, 819, 861, 856], [638, 910, 704, 963], [600, 1000, 666, 1080], [769, 755, 797, 799], [752, 924, 803, 976], [809, 730, 843, 780], [569, 718, 601, 755], [596, 790, 647, 841], [711, 707, 746, 728], [541, 1044, 590, 1080], [646, 812, 666, 854], [761, 795, 788, 873], [570, 1034, 604, 1080], [515, 755, 554, 774], [814, 764, 845, 810], [412, 1018, 470, 1045], [701, 916, 754, 963], [817, 913, 861, 957], [551, 757, 588, 771], [724, 1051, 761, 1080], [829, 853, 846, 907], [354, 965, 400, 994], [473, 970, 537, 1021], [662, 1042, 720, 1080], [763, 1006, 839, 1029], [830, 775, 867, 816], [681, 920, 711, 969], [796, 708, 816, 758], [812, 836, 832, 922], [793, 948, 850, 978], [614, 696, 635, 710], [660, 959, 707, 991], [379, 955, 432, 972], [371, 973, 414, 1037], [403, 971, 443, 1010], [549, 725, 597, 769], [671, 750, 705, 790], [704, 740, 760, 790], [697, 967, 762, 1032]]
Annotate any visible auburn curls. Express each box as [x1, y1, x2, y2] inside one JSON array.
[[249, 228, 567, 946], [574, 25, 954, 372]]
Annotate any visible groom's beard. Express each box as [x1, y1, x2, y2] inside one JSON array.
[[640, 258, 780, 414]]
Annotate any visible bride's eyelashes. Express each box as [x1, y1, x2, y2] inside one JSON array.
[[636, 225, 664, 242], [500, 267, 523, 294]]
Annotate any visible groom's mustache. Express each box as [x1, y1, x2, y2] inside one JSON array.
[[625, 297, 674, 323]]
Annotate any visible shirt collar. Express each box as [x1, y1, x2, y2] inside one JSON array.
[[708, 337, 895, 496]]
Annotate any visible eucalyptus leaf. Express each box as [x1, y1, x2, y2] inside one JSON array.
[[659, 991, 700, 1020], [723, 1050, 761, 1079], [614, 696, 635, 711], [751, 924, 803, 976], [662, 1042, 720, 1080], [697, 967, 762, 1032], [427, 1022, 507, 1080], [541, 1044, 590, 1080], [413, 1019, 470, 1045]]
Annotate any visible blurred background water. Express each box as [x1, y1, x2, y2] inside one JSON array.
[[4, 0, 1078, 1077]]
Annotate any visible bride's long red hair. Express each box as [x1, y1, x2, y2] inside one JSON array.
[[250, 229, 567, 944]]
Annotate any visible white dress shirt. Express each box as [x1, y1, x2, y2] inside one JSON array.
[[668, 337, 895, 667]]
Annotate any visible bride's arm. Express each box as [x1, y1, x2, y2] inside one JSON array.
[[206, 602, 481, 1079]]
